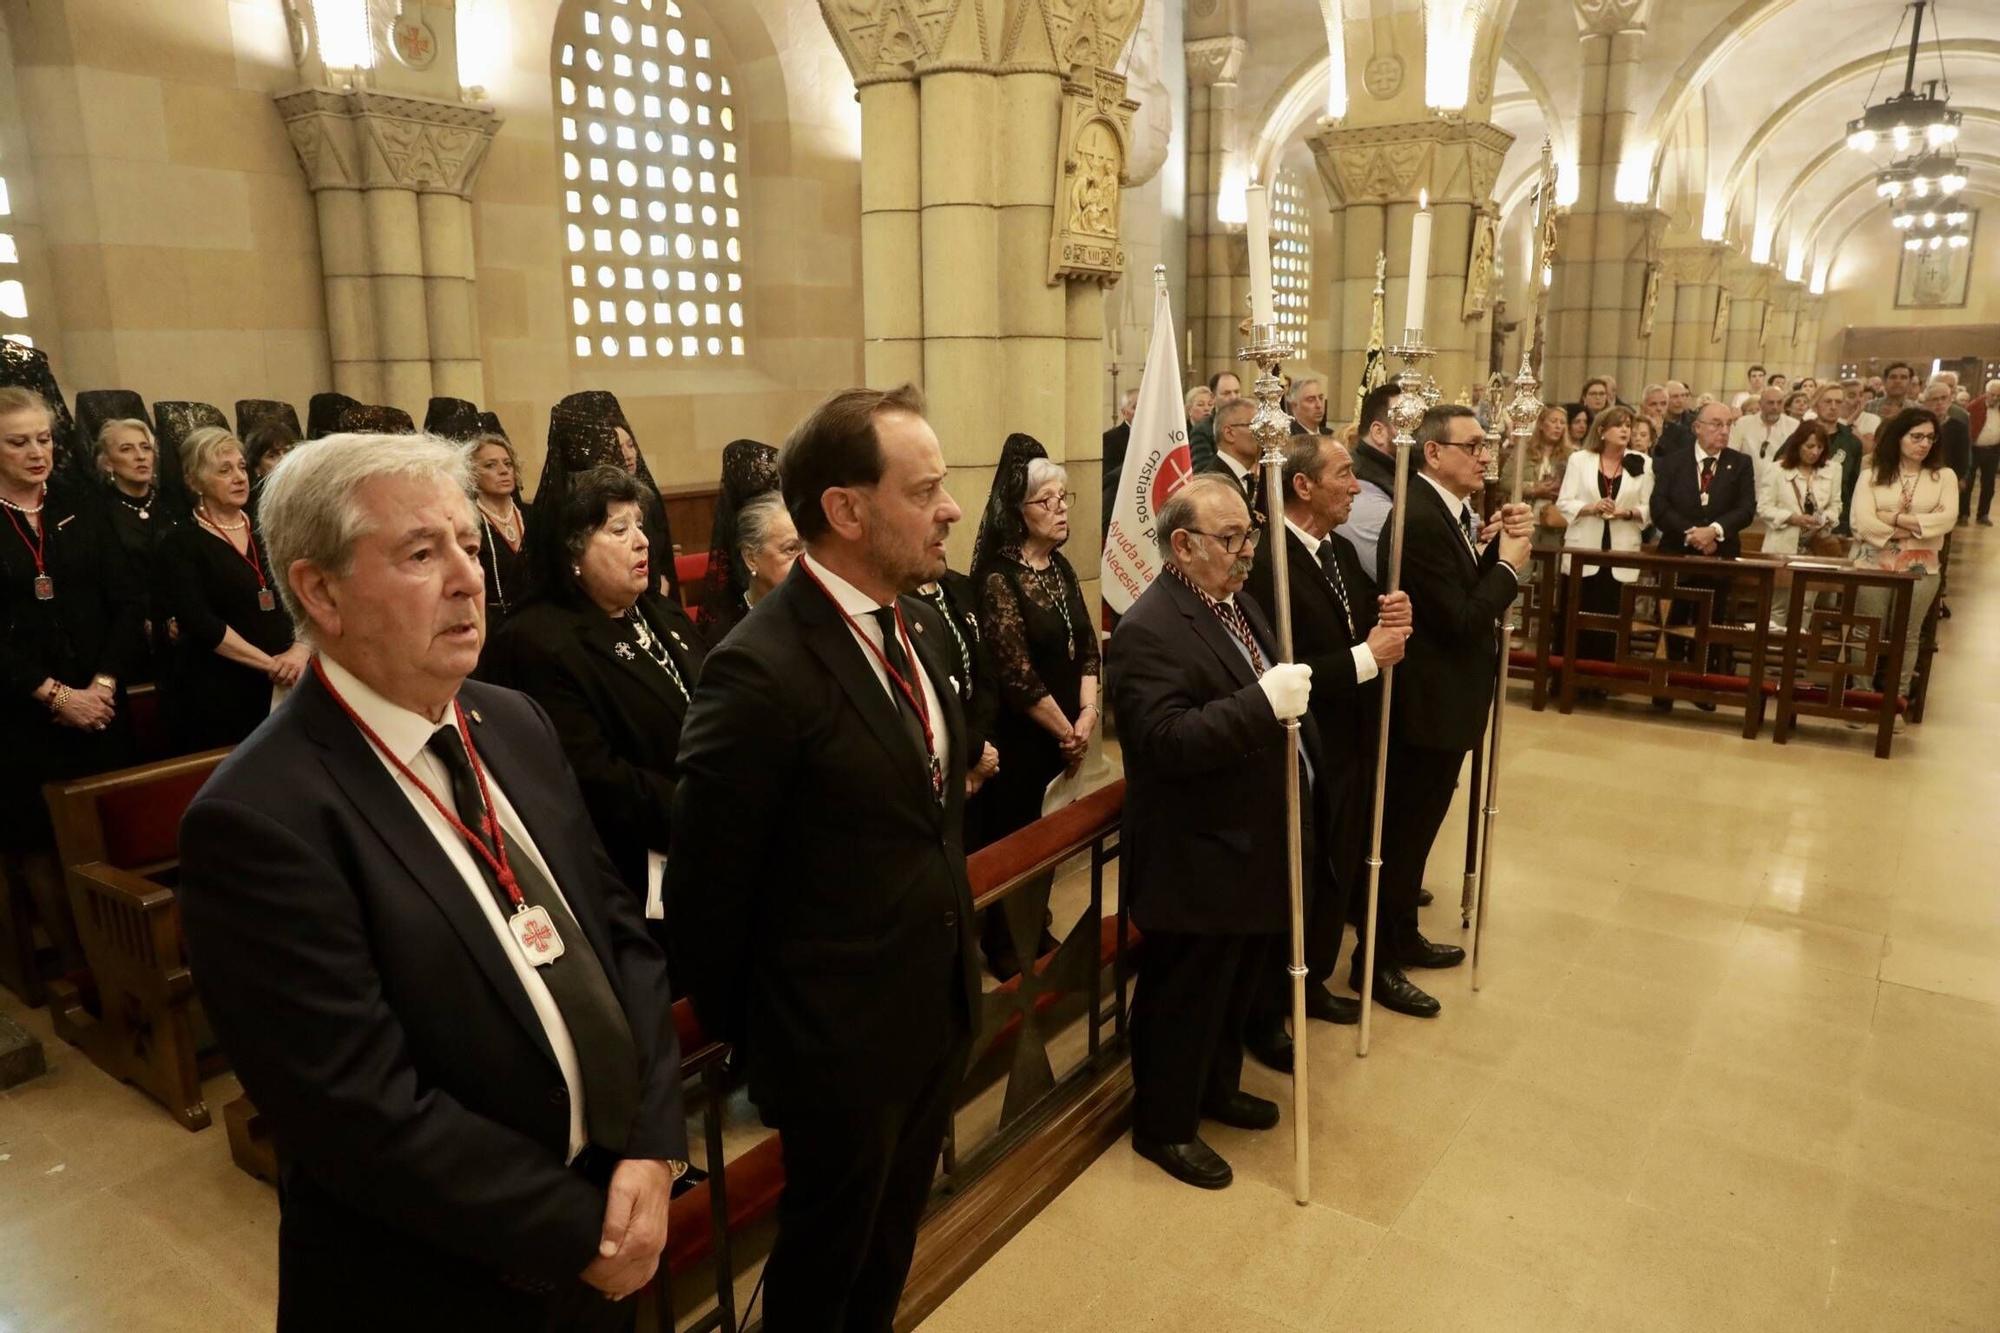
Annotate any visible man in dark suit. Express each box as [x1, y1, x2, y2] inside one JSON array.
[[1186, 370, 1242, 473], [1922, 378, 1976, 521], [179, 432, 688, 1330], [1201, 395, 1263, 515], [1368, 406, 1533, 1018], [1243, 436, 1410, 1035], [1651, 399, 1759, 701], [667, 384, 977, 1331], [1099, 387, 1139, 539], [1110, 473, 1321, 1189], [1655, 380, 1696, 459]]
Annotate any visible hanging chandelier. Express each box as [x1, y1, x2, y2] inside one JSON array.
[[1893, 208, 1973, 251], [1876, 152, 1969, 200], [1846, 1, 1959, 154]]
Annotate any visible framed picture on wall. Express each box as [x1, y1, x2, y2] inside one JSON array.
[[1896, 212, 1978, 309]]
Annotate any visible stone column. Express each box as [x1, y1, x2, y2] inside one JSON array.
[[1310, 120, 1514, 401], [1184, 38, 1247, 384], [820, 0, 1143, 579], [1795, 294, 1826, 375], [278, 90, 500, 417], [1720, 253, 1770, 395], [859, 80, 924, 388], [1545, 0, 1650, 403], [1663, 243, 1727, 398]]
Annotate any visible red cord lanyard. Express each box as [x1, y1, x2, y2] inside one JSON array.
[[312, 658, 527, 910], [4, 501, 51, 600], [202, 512, 274, 609], [798, 560, 942, 795]]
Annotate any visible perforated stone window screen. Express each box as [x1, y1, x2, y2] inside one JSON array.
[[555, 0, 744, 360], [1271, 170, 1310, 355], [0, 171, 31, 348]]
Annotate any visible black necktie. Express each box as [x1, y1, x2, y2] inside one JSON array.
[[869, 607, 934, 777], [1701, 456, 1716, 487], [1314, 540, 1354, 635], [426, 725, 640, 1153], [1459, 506, 1478, 550]]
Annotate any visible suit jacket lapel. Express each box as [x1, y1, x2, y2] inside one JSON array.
[[1284, 527, 1350, 640], [1417, 478, 1479, 573], [791, 571, 935, 806], [295, 674, 557, 1065], [1164, 573, 1258, 690]]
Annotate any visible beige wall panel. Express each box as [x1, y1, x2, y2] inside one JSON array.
[[160, 84, 298, 175]]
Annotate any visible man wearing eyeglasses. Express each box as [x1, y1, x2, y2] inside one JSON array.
[[1364, 406, 1532, 1018], [1201, 397, 1265, 521], [1110, 474, 1326, 1190]]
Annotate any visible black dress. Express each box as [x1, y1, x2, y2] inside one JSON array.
[[482, 592, 706, 920], [160, 520, 295, 751], [0, 480, 141, 853], [1577, 462, 1630, 662], [917, 570, 998, 845], [474, 498, 533, 625], [973, 549, 1099, 844], [101, 484, 187, 685]]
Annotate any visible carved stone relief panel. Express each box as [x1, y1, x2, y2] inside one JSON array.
[[1048, 67, 1138, 284]]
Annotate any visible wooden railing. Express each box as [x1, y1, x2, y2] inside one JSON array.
[[1505, 546, 1927, 758]]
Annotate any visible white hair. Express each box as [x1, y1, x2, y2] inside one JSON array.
[[94, 417, 156, 462], [736, 490, 792, 555], [258, 431, 473, 635], [1024, 456, 1068, 498], [179, 426, 243, 496]]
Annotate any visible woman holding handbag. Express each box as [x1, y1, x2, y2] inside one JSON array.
[[1504, 403, 1575, 552], [1849, 408, 1958, 714]]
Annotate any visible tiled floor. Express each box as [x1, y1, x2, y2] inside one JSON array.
[[922, 527, 2000, 1332], [3, 534, 1998, 1330]]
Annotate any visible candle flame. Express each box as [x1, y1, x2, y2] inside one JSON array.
[[1419, 189, 1429, 210]]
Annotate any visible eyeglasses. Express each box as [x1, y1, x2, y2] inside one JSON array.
[[1188, 527, 1261, 555], [1906, 430, 1937, 442], [1025, 490, 1076, 514], [1441, 438, 1495, 457]]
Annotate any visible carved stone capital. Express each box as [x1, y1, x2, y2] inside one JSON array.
[[1307, 119, 1514, 209], [1573, 0, 1647, 36], [824, 0, 1145, 85], [1660, 242, 1727, 288], [1184, 35, 1247, 87], [276, 88, 501, 196], [1048, 66, 1139, 286]]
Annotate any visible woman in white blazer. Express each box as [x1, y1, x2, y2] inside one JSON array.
[[1557, 405, 1653, 660], [1757, 420, 1843, 628]]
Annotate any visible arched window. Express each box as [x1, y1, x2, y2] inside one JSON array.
[[554, 0, 744, 361], [0, 165, 31, 347], [1270, 169, 1311, 355]]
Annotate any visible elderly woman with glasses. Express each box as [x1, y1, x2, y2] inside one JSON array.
[[969, 433, 1101, 977]]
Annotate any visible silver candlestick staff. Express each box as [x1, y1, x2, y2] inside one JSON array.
[[1237, 317, 1310, 1204], [1357, 329, 1435, 1058]]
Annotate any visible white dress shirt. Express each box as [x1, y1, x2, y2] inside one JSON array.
[[1217, 451, 1256, 495], [799, 552, 950, 777], [317, 654, 589, 1162], [1978, 408, 2000, 448], [1730, 412, 1799, 464], [1283, 516, 1378, 685]]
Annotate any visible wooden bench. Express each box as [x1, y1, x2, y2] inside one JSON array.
[[43, 748, 231, 1130]]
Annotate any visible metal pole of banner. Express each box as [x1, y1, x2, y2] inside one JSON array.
[[1238, 317, 1310, 1204], [1466, 140, 1557, 987], [1358, 337, 1436, 1057]]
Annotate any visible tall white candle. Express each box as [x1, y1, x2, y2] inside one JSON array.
[[1404, 189, 1432, 336], [1245, 180, 1276, 326]]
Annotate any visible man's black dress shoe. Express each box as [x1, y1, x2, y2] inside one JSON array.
[[1305, 986, 1361, 1025], [1203, 1090, 1280, 1131], [1133, 1133, 1233, 1189], [1405, 933, 1466, 969], [1351, 966, 1442, 1018], [1417, 888, 1435, 907], [1246, 1026, 1293, 1073], [1695, 700, 1717, 712], [1652, 697, 1673, 713]]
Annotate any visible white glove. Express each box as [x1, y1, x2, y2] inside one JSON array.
[[1257, 662, 1312, 721]]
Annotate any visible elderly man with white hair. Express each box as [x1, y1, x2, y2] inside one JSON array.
[[1921, 377, 1975, 521], [1968, 378, 2000, 525], [178, 431, 688, 1329]]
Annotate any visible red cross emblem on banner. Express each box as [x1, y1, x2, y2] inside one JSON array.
[[1153, 444, 1194, 513]]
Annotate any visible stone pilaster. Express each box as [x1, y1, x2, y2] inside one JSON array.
[[1309, 119, 1514, 401], [1545, 0, 1651, 404], [1184, 37, 1247, 384], [821, 0, 1144, 582], [277, 89, 499, 416], [1720, 253, 1771, 395], [1662, 243, 1728, 399]]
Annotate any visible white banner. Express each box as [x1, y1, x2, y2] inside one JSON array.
[[1101, 277, 1195, 615]]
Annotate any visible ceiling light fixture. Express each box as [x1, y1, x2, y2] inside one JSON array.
[[1847, 1, 1958, 154]]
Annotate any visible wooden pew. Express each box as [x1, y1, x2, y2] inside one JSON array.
[[44, 748, 231, 1130]]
